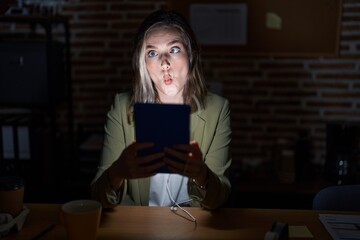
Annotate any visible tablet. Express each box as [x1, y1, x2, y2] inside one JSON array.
[[134, 102, 191, 173]]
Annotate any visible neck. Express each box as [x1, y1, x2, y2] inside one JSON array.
[[159, 94, 183, 104]]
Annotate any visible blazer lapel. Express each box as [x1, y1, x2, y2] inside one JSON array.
[[191, 111, 205, 148]]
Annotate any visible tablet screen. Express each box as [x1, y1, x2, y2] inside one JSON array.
[[134, 103, 191, 173]]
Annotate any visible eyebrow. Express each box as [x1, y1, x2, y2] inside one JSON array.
[[146, 39, 182, 49]]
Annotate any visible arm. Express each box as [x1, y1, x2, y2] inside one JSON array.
[[163, 95, 232, 209], [90, 94, 129, 208], [190, 97, 232, 210], [91, 93, 165, 208]]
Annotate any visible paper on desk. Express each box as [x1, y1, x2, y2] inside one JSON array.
[[289, 226, 314, 238], [319, 214, 360, 240]]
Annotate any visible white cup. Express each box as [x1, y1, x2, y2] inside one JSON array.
[[61, 199, 102, 240]]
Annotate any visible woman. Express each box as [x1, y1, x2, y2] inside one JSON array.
[[91, 9, 232, 210]]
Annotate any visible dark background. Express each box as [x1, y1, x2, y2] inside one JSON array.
[[0, 0, 359, 209]]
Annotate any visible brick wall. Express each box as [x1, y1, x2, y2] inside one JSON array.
[[1, 0, 359, 176], [219, 0, 360, 170], [62, 1, 166, 125]]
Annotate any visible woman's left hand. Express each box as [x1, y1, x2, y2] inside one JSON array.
[[164, 141, 208, 186]]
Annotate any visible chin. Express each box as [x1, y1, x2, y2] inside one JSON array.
[[163, 87, 179, 96], [164, 92, 178, 97]]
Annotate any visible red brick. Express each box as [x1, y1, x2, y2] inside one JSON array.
[[308, 63, 355, 70]]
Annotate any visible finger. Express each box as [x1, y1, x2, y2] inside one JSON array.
[[136, 152, 165, 165], [166, 163, 190, 176], [171, 143, 191, 152], [127, 153, 164, 178], [190, 141, 202, 159], [164, 156, 200, 178], [134, 141, 155, 151], [166, 165, 182, 175], [164, 147, 189, 161], [166, 163, 197, 178], [129, 142, 164, 165], [139, 160, 165, 176], [172, 142, 202, 161], [127, 159, 165, 178], [173, 141, 199, 151], [126, 141, 155, 155], [163, 157, 187, 172]]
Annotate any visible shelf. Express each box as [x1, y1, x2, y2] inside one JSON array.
[[0, 15, 74, 198]]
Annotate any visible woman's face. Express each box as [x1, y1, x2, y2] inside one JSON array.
[[145, 27, 189, 103]]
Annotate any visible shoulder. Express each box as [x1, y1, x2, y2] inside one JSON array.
[[114, 92, 131, 104], [110, 92, 131, 110], [107, 92, 131, 119], [196, 92, 230, 120], [204, 92, 230, 110]]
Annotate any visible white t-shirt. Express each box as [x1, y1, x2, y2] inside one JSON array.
[[149, 173, 190, 206]]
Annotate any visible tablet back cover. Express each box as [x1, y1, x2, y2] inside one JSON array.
[[134, 103, 191, 173]]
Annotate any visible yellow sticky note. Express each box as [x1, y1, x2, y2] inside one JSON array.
[[289, 225, 314, 238], [266, 12, 282, 30]]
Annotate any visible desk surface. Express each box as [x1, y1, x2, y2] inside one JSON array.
[[2, 203, 356, 239]]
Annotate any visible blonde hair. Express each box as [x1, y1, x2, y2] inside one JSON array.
[[128, 10, 207, 117]]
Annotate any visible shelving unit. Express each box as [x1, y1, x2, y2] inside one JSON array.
[[0, 15, 73, 202]]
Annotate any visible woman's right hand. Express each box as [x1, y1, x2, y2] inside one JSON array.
[[107, 142, 165, 190]]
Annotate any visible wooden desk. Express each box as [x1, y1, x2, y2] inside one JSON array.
[[2, 203, 354, 239]]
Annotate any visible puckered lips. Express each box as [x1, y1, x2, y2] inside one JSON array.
[[164, 74, 172, 85]]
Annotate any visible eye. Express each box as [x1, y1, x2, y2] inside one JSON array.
[[147, 50, 158, 58], [170, 47, 180, 54]]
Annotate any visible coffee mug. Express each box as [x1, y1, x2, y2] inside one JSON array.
[[0, 176, 24, 217], [61, 199, 102, 240]]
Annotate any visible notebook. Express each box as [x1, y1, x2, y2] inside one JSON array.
[[134, 103, 191, 173]]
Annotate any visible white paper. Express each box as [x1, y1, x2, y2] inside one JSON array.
[[190, 4, 247, 45], [288, 226, 314, 238], [17, 126, 31, 160], [1, 126, 15, 159], [266, 12, 282, 30], [319, 214, 360, 240]]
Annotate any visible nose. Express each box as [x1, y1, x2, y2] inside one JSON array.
[[160, 55, 170, 71], [161, 62, 170, 71]]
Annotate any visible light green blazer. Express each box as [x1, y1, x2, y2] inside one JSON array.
[[91, 92, 232, 210]]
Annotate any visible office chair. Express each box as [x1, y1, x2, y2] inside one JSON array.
[[312, 184, 360, 211]]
